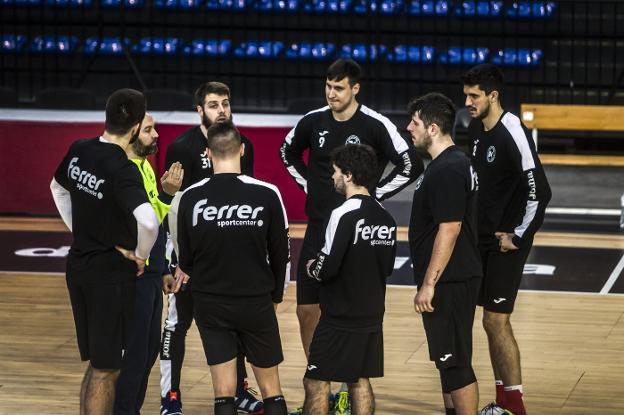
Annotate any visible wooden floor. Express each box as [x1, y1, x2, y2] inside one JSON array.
[[1, 271, 623, 414]]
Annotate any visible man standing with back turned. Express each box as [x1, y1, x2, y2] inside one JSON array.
[[169, 122, 290, 415], [462, 64, 551, 415], [50, 88, 159, 414], [280, 58, 421, 413]]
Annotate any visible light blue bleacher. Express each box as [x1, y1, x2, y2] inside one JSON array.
[[386, 45, 435, 63], [206, 0, 246, 11], [234, 41, 284, 58], [154, 0, 200, 9], [182, 39, 232, 56], [1, 35, 27, 53], [285, 42, 336, 60], [506, 1, 556, 18], [406, 0, 449, 15], [454, 1, 503, 17], [255, 0, 298, 11], [438, 46, 489, 64], [84, 37, 130, 55], [491, 47, 542, 66], [133, 38, 180, 55], [339, 44, 387, 61], [31, 35, 79, 54], [100, 0, 143, 7]]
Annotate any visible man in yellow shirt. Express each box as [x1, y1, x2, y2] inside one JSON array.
[[114, 113, 184, 415]]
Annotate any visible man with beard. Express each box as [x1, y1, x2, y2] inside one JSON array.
[[407, 93, 481, 415], [280, 59, 421, 414], [114, 113, 184, 415], [160, 82, 259, 415], [302, 144, 396, 415], [462, 64, 551, 415], [50, 89, 159, 414]]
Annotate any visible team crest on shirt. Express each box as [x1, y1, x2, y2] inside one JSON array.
[[486, 145, 496, 163], [345, 135, 360, 145], [414, 173, 424, 190]]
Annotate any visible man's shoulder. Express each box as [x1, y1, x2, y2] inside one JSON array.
[[170, 126, 202, 148]]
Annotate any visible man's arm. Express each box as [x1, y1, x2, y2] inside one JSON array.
[[241, 135, 255, 177], [499, 118, 552, 250], [267, 188, 290, 304], [50, 178, 72, 231], [414, 222, 461, 313], [279, 116, 312, 193], [361, 108, 423, 200]]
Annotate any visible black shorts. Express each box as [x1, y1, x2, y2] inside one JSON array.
[[421, 277, 480, 370], [305, 322, 383, 383], [478, 240, 533, 313], [66, 276, 135, 370], [296, 221, 325, 304], [193, 295, 283, 368]]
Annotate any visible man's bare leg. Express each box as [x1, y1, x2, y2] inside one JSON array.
[[303, 377, 330, 415], [83, 366, 119, 415], [347, 378, 374, 415], [296, 304, 321, 358]]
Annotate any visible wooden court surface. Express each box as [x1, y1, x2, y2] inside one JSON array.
[[1, 218, 624, 414]]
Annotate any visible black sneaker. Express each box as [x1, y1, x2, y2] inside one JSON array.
[[161, 390, 183, 415]]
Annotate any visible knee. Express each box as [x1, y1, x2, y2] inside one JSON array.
[[303, 377, 328, 397], [482, 312, 507, 334], [90, 367, 120, 382], [296, 305, 320, 325], [439, 366, 476, 394]]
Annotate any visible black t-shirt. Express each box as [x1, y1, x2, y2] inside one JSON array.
[[280, 104, 423, 222], [165, 125, 254, 191], [468, 112, 551, 250], [308, 194, 397, 330], [174, 173, 289, 303], [408, 146, 482, 285], [53, 137, 149, 281]]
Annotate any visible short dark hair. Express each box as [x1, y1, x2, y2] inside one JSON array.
[[407, 92, 456, 136], [330, 144, 378, 188], [326, 59, 362, 86], [461, 63, 504, 96], [206, 121, 241, 158], [194, 81, 231, 107], [104, 88, 146, 136]]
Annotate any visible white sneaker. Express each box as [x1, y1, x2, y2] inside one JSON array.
[[478, 402, 513, 415]]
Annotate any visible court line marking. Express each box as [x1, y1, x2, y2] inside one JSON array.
[[546, 207, 621, 216], [599, 253, 624, 294]]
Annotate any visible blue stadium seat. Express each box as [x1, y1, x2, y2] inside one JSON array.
[[353, 0, 377, 14], [46, 0, 93, 6], [30, 35, 79, 54], [340, 44, 386, 61], [386, 45, 434, 63], [304, 0, 350, 13], [517, 48, 542, 66], [455, 1, 503, 17], [206, 0, 246, 11], [507, 1, 556, 19], [439, 46, 489, 64], [285, 43, 312, 59], [84, 37, 129, 55], [234, 41, 283, 58], [100, 0, 143, 7], [133, 38, 179, 55], [154, 0, 200, 9], [255, 0, 298, 12], [182, 39, 231, 56], [407, 0, 448, 15], [491, 48, 541, 66], [379, 0, 403, 15], [0, 35, 26, 53], [311, 42, 335, 59], [2, 0, 41, 5]]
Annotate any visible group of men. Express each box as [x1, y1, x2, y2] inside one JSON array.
[[51, 58, 550, 415]]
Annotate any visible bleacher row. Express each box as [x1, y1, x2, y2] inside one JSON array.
[[0, 0, 556, 18], [1, 35, 543, 66]]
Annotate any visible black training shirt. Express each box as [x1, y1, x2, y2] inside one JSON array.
[[468, 112, 551, 250], [308, 194, 397, 330], [165, 125, 254, 190], [280, 104, 423, 222], [53, 137, 149, 280], [408, 146, 482, 286], [172, 173, 289, 303]]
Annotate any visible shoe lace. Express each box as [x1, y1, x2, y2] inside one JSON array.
[[245, 386, 259, 396], [337, 392, 349, 411]]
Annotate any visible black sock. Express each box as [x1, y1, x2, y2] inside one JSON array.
[[214, 396, 237, 415], [263, 395, 287, 415], [445, 408, 457, 415]]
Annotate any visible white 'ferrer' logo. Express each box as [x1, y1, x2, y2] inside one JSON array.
[[67, 157, 105, 199], [192, 200, 265, 228], [353, 218, 395, 246]]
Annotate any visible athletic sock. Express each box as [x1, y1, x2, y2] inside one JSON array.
[[504, 385, 526, 415], [445, 408, 457, 415], [495, 379, 506, 407], [214, 396, 237, 415], [263, 395, 288, 415]]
